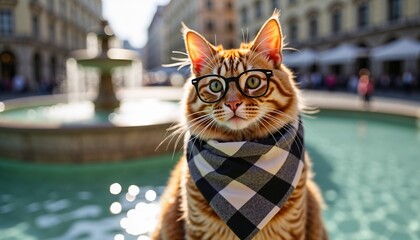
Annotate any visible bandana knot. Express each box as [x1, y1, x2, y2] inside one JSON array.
[[186, 119, 305, 240]]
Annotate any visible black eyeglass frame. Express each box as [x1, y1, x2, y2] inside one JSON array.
[[191, 69, 273, 103]]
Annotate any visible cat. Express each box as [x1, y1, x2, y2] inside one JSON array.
[[151, 12, 328, 240]]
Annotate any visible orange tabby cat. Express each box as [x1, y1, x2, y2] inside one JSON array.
[[151, 13, 328, 240]]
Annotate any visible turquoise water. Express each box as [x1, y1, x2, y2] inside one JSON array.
[[0, 110, 419, 239]]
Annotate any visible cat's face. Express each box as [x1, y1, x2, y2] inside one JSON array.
[[181, 14, 300, 142]]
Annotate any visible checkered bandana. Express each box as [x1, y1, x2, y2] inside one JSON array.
[[186, 120, 305, 240]]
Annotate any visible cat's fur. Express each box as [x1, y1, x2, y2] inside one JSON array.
[[151, 13, 328, 240]]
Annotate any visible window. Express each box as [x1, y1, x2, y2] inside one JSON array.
[[62, 27, 67, 47], [48, 0, 54, 11], [60, 0, 67, 16], [357, 2, 369, 28], [241, 7, 248, 25], [271, 0, 280, 10], [206, 20, 214, 32], [49, 22, 55, 43], [226, 1, 233, 10], [226, 21, 234, 31], [388, 0, 402, 22], [206, 0, 213, 10], [227, 40, 235, 49], [32, 15, 39, 38], [0, 9, 13, 36], [331, 9, 341, 34], [309, 15, 318, 39], [289, 21, 298, 42], [255, 0, 262, 19]]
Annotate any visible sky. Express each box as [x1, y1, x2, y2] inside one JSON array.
[[102, 0, 170, 49]]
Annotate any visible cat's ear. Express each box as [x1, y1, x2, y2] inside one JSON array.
[[182, 23, 216, 74], [250, 13, 283, 66]]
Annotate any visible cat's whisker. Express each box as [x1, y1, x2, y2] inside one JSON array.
[[168, 115, 213, 158], [265, 107, 301, 123], [257, 119, 278, 145], [156, 121, 183, 149], [158, 110, 212, 153], [172, 50, 188, 56], [184, 109, 211, 118], [264, 112, 304, 153], [185, 118, 216, 160], [259, 116, 292, 150]]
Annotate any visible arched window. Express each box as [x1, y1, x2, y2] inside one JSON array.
[[0, 51, 16, 87], [33, 53, 42, 84]]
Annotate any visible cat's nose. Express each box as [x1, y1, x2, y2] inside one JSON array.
[[225, 100, 242, 112]]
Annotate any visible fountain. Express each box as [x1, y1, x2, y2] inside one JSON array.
[[71, 20, 135, 111], [0, 21, 181, 163]]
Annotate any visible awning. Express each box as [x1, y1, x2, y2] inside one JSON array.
[[283, 48, 318, 68], [319, 43, 368, 65], [371, 38, 420, 61]]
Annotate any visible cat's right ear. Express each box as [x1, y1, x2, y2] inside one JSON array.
[[182, 23, 216, 75]]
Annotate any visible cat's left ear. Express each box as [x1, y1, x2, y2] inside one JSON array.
[[182, 23, 217, 75], [251, 13, 283, 66]]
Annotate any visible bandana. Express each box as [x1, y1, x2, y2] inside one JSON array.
[[186, 120, 305, 240]]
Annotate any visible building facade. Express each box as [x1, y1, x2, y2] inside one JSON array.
[[237, 0, 420, 85], [158, 0, 237, 70], [0, 0, 103, 92], [145, 5, 165, 71]]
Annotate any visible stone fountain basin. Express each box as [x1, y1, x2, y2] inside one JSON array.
[[71, 49, 138, 69], [0, 93, 181, 163]]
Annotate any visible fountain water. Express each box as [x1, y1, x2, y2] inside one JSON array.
[[0, 21, 181, 163]]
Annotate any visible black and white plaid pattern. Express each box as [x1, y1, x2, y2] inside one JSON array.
[[186, 120, 304, 240]]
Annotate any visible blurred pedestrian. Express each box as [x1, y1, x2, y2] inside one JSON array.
[[347, 74, 358, 93], [310, 71, 323, 89], [325, 73, 337, 91], [357, 69, 374, 109], [402, 70, 414, 94], [12, 75, 26, 93]]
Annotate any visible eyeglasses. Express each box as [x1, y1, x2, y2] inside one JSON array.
[[191, 69, 272, 103]]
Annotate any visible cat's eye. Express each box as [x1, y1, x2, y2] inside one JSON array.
[[245, 76, 261, 89], [209, 80, 223, 93]]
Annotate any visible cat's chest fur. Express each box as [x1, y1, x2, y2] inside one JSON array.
[[181, 154, 309, 240]]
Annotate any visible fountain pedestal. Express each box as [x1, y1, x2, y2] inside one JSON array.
[[95, 71, 119, 110]]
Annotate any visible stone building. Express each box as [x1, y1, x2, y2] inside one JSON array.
[[0, 0, 103, 92], [237, 0, 420, 85], [159, 0, 237, 69], [145, 5, 165, 71]]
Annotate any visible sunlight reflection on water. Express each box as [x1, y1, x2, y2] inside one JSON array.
[[1, 99, 179, 126], [108, 183, 160, 239]]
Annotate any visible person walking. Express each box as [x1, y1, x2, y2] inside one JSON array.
[[357, 69, 374, 109]]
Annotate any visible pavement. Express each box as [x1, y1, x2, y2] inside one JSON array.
[[120, 87, 420, 118], [301, 90, 420, 118], [1, 87, 419, 118]]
